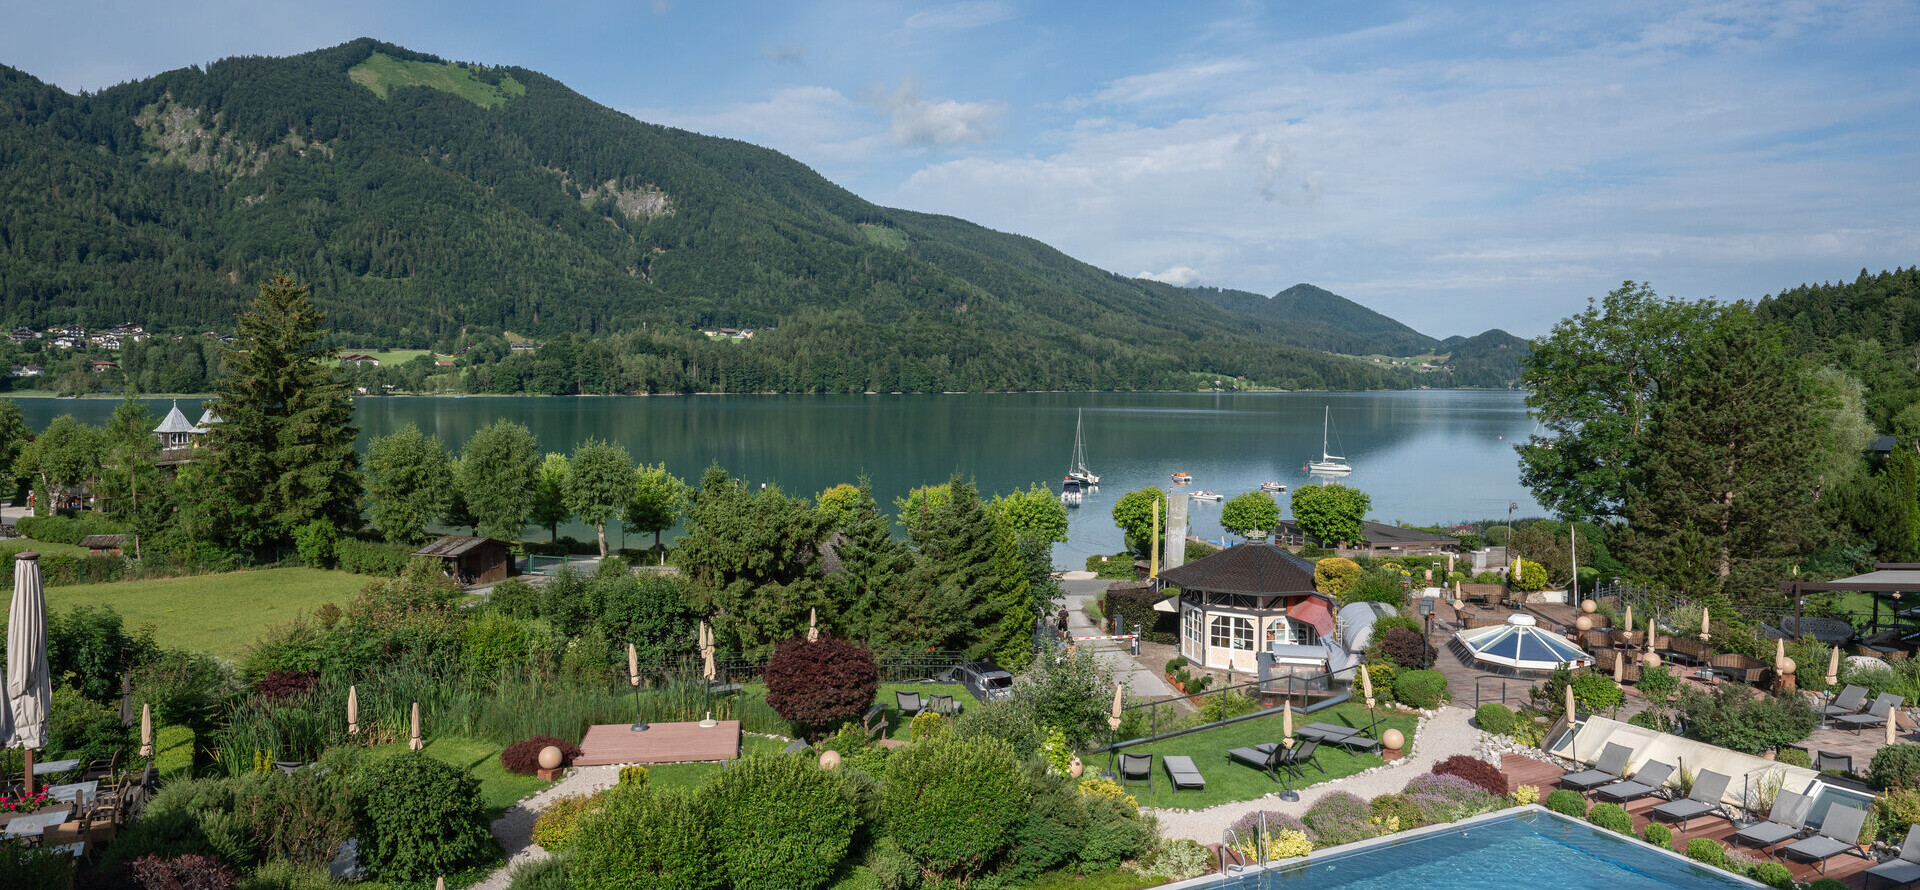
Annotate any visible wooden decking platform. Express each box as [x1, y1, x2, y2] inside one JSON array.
[[1499, 753, 1565, 794], [575, 720, 742, 765]]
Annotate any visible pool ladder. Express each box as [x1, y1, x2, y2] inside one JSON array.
[[1221, 813, 1271, 875]]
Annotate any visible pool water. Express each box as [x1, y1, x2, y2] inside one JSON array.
[[1224, 810, 1757, 889]]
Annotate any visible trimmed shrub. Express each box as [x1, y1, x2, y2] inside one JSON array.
[[1104, 584, 1178, 644], [1778, 747, 1813, 769], [1686, 838, 1729, 868], [1314, 557, 1362, 597], [1747, 861, 1795, 889], [910, 710, 947, 742], [333, 537, 415, 576], [1145, 838, 1212, 880], [1377, 626, 1431, 670], [1474, 703, 1517, 735], [18, 513, 127, 545], [504, 856, 573, 890], [1570, 672, 1626, 715], [131, 854, 235, 890], [462, 610, 531, 674], [501, 735, 583, 776], [704, 753, 859, 890], [1641, 822, 1674, 849], [1303, 791, 1377, 847], [1544, 789, 1588, 818], [571, 784, 722, 890], [1873, 744, 1920, 790], [530, 794, 600, 851], [764, 636, 881, 737], [356, 751, 495, 881], [1432, 755, 1506, 797], [1510, 784, 1538, 806], [1587, 802, 1633, 834], [618, 765, 650, 787], [1402, 773, 1500, 824], [882, 734, 1029, 884], [1395, 669, 1449, 709], [1675, 681, 1820, 754]]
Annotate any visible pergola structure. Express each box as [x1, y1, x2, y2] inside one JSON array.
[[1154, 543, 1339, 674], [1782, 562, 1920, 645]]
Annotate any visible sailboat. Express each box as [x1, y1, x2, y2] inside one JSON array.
[[1066, 409, 1100, 485], [1307, 406, 1352, 474]]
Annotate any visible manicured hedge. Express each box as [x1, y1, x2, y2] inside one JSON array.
[[356, 752, 495, 881], [17, 513, 127, 545], [1474, 703, 1516, 735], [1101, 585, 1177, 644], [334, 537, 416, 576], [1395, 670, 1449, 709]]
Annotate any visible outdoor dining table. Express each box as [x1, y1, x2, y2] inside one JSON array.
[[2, 809, 71, 841], [30, 759, 81, 777], [46, 781, 97, 805]]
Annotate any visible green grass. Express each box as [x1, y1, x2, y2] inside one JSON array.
[[43, 567, 370, 658], [1117, 702, 1419, 810], [349, 52, 525, 108], [153, 724, 194, 781], [339, 348, 434, 366], [639, 734, 790, 793], [359, 735, 554, 817], [1, 538, 93, 559], [878, 682, 970, 740]]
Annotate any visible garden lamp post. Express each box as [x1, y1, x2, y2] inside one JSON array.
[[1419, 597, 1435, 667]]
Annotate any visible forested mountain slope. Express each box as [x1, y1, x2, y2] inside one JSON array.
[[0, 39, 1422, 392]]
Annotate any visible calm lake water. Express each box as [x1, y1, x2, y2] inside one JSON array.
[[12, 391, 1542, 568]]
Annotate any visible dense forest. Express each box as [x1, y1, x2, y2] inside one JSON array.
[[1754, 266, 1920, 430], [0, 39, 1482, 394]]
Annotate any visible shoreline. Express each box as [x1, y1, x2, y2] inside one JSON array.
[[1, 387, 1529, 400]]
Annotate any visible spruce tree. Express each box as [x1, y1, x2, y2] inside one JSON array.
[[826, 479, 910, 643], [899, 476, 1031, 661], [199, 275, 361, 546]]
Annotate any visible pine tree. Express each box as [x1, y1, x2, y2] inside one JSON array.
[[825, 479, 910, 644], [898, 476, 1031, 661], [199, 274, 361, 546], [1624, 312, 1821, 604]]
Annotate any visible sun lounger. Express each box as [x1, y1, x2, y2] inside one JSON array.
[[1827, 685, 1869, 718], [1867, 824, 1920, 888], [1163, 755, 1205, 792], [1118, 752, 1153, 793], [1593, 760, 1675, 803], [1784, 803, 1870, 874], [1299, 721, 1381, 753], [1731, 790, 1811, 858], [1838, 693, 1904, 734], [1228, 743, 1289, 782], [1559, 742, 1634, 792], [1283, 740, 1323, 775], [1649, 769, 1731, 832]]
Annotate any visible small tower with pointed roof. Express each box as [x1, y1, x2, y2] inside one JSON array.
[[153, 400, 201, 448]]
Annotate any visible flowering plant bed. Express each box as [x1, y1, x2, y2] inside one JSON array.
[[0, 790, 53, 813]]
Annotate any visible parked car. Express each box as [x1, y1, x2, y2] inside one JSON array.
[[946, 660, 1014, 702]]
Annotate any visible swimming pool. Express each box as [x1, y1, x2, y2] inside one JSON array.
[[1198, 807, 1762, 889]]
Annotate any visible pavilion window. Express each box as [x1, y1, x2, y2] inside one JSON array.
[[1184, 607, 1204, 648], [1210, 615, 1254, 651]]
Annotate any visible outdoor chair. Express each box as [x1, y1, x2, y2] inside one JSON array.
[[929, 693, 960, 716], [1658, 637, 1712, 667], [1282, 739, 1324, 775], [1650, 769, 1732, 832], [1227, 743, 1290, 783], [1464, 615, 1507, 630], [1827, 684, 1870, 718], [1839, 693, 1905, 735], [1581, 630, 1614, 652], [1867, 824, 1920, 888], [1593, 760, 1675, 803], [1708, 653, 1769, 685], [1587, 614, 1612, 630], [1614, 629, 1647, 649], [1784, 803, 1871, 874], [1559, 742, 1634, 792], [1117, 753, 1154, 794], [1817, 751, 1853, 774], [1593, 647, 1641, 683], [895, 691, 925, 718], [1731, 790, 1812, 858], [1162, 755, 1206, 792]]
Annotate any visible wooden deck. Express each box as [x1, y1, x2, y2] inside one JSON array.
[[575, 720, 742, 765], [1499, 753, 1565, 794]]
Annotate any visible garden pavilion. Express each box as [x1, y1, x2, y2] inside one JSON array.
[[1155, 543, 1340, 675]]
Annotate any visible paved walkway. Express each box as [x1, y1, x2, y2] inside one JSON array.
[[470, 765, 623, 890], [1061, 578, 1181, 700], [1150, 705, 1485, 843]]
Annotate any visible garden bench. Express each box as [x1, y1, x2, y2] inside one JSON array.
[[1708, 652, 1769, 684], [861, 703, 889, 741]]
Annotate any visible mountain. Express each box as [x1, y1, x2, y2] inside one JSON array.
[[1753, 266, 1920, 426], [0, 39, 1432, 394], [1185, 284, 1437, 357], [1436, 329, 1530, 388]]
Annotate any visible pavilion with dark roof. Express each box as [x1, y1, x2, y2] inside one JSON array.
[[1154, 543, 1341, 675]]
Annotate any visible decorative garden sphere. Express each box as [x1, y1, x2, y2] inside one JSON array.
[[537, 746, 563, 771], [1580, 600, 1597, 614], [1777, 657, 1797, 676], [820, 750, 842, 771], [1575, 615, 1593, 632], [1069, 756, 1084, 779], [1382, 729, 1405, 751], [1642, 651, 1662, 668]]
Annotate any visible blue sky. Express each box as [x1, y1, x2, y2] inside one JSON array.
[[5, 0, 1918, 337]]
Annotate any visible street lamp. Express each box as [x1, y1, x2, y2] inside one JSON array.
[[1419, 596, 1436, 667]]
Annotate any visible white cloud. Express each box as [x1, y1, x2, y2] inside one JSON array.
[[1138, 265, 1203, 286], [871, 79, 1004, 147], [903, 1, 1014, 31]]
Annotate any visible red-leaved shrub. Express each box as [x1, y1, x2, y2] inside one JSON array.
[[764, 635, 880, 736], [130, 854, 235, 890], [252, 670, 317, 703], [500, 735, 584, 775], [1377, 627, 1431, 669], [1431, 755, 1507, 796]]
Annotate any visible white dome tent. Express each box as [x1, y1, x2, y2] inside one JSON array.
[[1449, 613, 1592, 677], [1336, 601, 1397, 652]]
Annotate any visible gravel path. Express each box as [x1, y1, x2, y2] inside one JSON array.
[[468, 765, 624, 890], [1149, 705, 1486, 843]]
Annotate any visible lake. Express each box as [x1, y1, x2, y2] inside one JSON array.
[[10, 391, 1542, 568]]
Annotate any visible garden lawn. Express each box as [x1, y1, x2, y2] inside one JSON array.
[[2, 539, 93, 560], [1118, 702, 1419, 811], [879, 682, 970, 741], [358, 735, 553, 817], [636, 734, 789, 792], [43, 567, 370, 658], [153, 724, 194, 781]]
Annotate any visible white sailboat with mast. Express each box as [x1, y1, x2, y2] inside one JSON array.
[[1066, 409, 1100, 485], [1307, 406, 1352, 475]]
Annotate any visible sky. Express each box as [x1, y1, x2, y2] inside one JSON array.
[[5, 0, 1918, 337]]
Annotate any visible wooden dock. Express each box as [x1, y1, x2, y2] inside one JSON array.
[[575, 720, 742, 765]]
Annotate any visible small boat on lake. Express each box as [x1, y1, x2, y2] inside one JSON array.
[[1066, 409, 1099, 485], [1191, 490, 1223, 501], [1307, 406, 1352, 475], [1171, 472, 1193, 484], [1260, 481, 1286, 493], [1060, 477, 1082, 506]]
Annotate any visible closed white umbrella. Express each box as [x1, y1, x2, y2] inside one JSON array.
[[1700, 607, 1710, 643], [1623, 604, 1633, 639], [139, 703, 153, 758], [1360, 664, 1375, 709], [409, 701, 423, 751], [347, 685, 359, 736], [700, 620, 716, 683], [1281, 702, 1295, 750], [627, 643, 640, 687], [807, 608, 819, 643], [1827, 646, 1841, 688], [1108, 683, 1125, 732], [7, 553, 50, 795]]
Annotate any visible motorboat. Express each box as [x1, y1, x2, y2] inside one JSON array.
[[1191, 490, 1223, 501], [1171, 472, 1193, 483], [1260, 481, 1286, 493]]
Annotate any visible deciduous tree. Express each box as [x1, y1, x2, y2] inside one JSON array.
[[1219, 491, 1280, 538], [365, 422, 453, 545], [95, 394, 159, 524], [1110, 487, 1167, 557], [457, 420, 540, 541], [530, 452, 570, 543], [625, 463, 687, 551], [988, 483, 1069, 546], [565, 438, 632, 557], [15, 415, 99, 516], [1290, 483, 1370, 546]]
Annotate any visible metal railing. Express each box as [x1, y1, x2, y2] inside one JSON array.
[[1476, 674, 1529, 707], [629, 650, 970, 687], [1220, 828, 1247, 875], [1106, 662, 1365, 755]]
